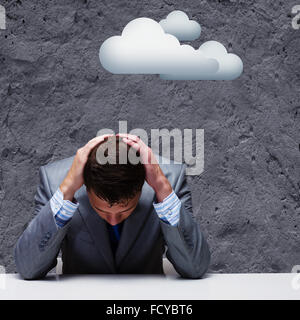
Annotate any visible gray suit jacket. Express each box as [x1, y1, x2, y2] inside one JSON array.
[[14, 155, 210, 280]]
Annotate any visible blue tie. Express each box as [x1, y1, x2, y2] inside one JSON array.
[[107, 222, 124, 256], [111, 224, 121, 241]]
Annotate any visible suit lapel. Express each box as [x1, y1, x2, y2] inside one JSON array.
[[115, 181, 155, 267], [75, 186, 116, 273]]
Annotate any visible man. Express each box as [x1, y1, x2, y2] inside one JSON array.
[[14, 134, 210, 279]]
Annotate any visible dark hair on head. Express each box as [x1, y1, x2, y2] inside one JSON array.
[[83, 136, 145, 206]]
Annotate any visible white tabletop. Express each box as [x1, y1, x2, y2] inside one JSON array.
[[0, 273, 299, 300]]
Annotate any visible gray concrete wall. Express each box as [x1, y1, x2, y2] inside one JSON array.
[[0, 0, 299, 273]]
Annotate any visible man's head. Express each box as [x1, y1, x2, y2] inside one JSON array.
[[83, 136, 145, 225]]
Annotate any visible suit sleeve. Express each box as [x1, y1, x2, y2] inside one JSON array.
[[159, 163, 211, 279], [14, 166, 70, 280]]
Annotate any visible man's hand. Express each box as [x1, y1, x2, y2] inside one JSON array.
[[60, 134, 113, 202], [116, 133, 172, 203]]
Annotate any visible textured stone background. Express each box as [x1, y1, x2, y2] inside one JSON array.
[[0, 0, 299, 273]]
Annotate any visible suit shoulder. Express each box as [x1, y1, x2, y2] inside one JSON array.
[[155, 154, 186, 186], [42, 156, 74, 172], [40, 156, 74, 193]]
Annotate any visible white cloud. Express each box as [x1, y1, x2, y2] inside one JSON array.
[[160, 41, 243, 80], [159, 10, 201, 41], [99, 15, 243, 80], [99, 17, 218, 75]]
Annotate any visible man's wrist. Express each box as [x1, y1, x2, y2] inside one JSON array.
[[59, 180, 77, 202], [152, 174, 173, 203]]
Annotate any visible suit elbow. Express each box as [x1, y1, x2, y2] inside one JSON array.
[[14, 244, 39, 280], [185, 240, 211, 279], [197, 238, 211, 278], [16, 264, 47, 280]]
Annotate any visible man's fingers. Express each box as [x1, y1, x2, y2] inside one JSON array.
[[81, 134, 114, 158], [122, 137, 141, 152], [122, 137, 154, 165], [117, 133, 148, 150], [117, 133, 139, 143], [85, 134, 113, 149], [90, 133, 113, 145]]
